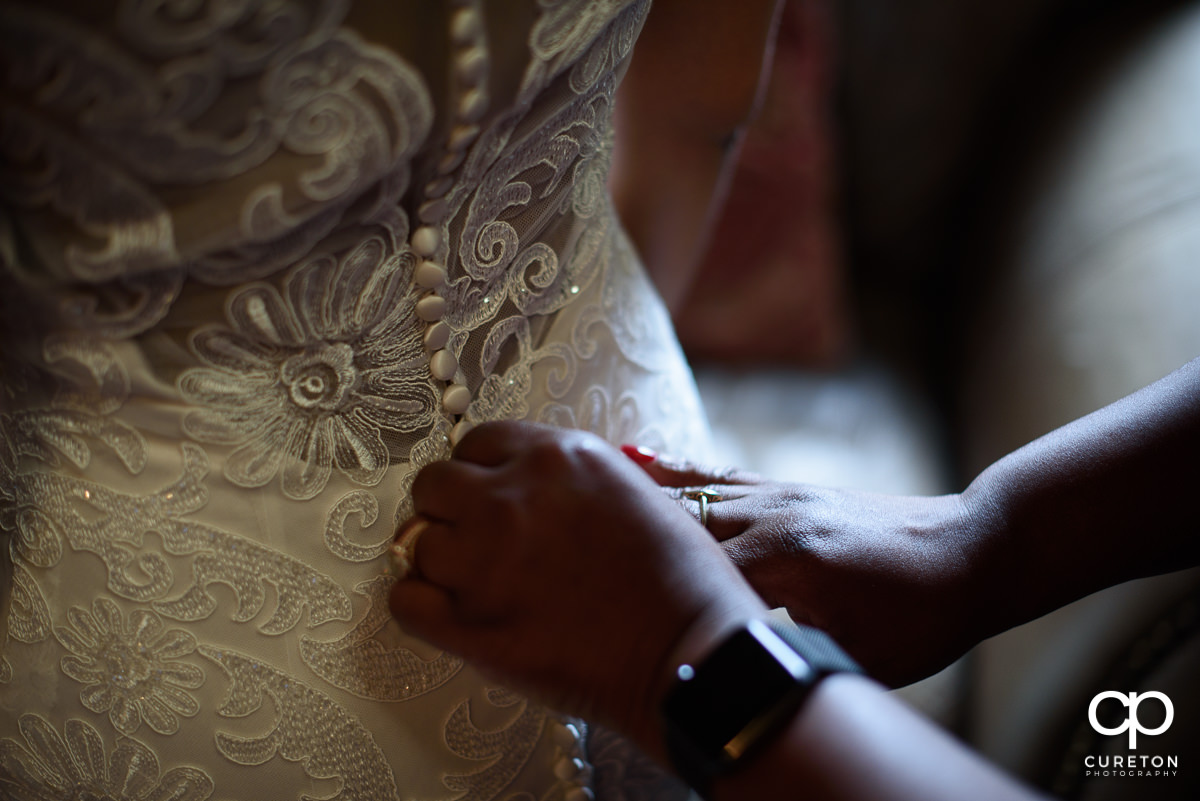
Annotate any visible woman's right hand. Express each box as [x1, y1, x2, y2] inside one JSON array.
[[388, 423, 769, 754], [630, 454, 999, 687]]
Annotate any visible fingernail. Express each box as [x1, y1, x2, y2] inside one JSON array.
[[621, 444, 658, 464]]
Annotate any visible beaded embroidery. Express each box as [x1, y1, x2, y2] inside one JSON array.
[[0, 715, 214, 800], [1, 2, 701, 799]]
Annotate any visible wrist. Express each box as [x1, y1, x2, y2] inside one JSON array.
[[957, 473, 1022, 640], [658, 616, 866, 798], [659, 604, 769, 693], [630, 594, 769, 761]]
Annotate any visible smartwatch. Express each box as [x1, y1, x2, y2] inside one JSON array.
[[660, 618, 864, 798]]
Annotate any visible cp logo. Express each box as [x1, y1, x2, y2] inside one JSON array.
[[1088, 691, 1174, 749]]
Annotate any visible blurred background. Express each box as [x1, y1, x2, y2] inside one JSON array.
[[639, 1, 1200, 798]]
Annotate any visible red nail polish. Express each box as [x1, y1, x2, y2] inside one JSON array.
[[621, 444, 658, 464]]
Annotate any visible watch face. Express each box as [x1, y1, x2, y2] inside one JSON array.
[[664, 622, 813, 762]]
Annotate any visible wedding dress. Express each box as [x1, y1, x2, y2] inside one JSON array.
[[0, 1, 710, 798]]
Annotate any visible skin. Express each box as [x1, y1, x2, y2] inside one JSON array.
[[389, 357, 1200, 800], [643, 356, 1200, 687], [639, 466, 986, 687], [611, 0, 783, 312], [387, 421, 1043, 801], [389, 422, 764, 748]]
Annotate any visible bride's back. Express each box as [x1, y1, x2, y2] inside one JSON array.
[[0, 2, 707, 798]]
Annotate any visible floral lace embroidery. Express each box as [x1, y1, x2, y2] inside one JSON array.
[[55, 598, 204, 737], [587, 229, 686, 373], [0, 2, 700, 799], [179, 225, 439, 500], [0, 2, 432, 289], [299, 575, 464, 701], [12, 444, 353, 631], [324, 490, 391, 562], [443, 688, 546, 801], [7, 337, 145, 473], [1, 563, 51, 683], [443, 58, 619, 334], [523, 0, 642, 99], [199, 645, 400, 801], [0, 715, 214, 801]]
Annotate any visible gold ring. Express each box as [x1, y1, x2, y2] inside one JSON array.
[[684, 490, 722, 530], [389, 519, 430, 579]]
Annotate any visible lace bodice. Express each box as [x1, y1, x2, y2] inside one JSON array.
[[0, 2, 709, 799]]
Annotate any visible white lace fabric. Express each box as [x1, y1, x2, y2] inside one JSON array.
[[0, 2, 709, 799]]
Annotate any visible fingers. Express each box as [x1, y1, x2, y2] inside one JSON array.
[[685, 492, 765, 542], [388, 575, 459, 647], [452, 419, 564, 467], [692, 495, 738, 541], [411, 459, 491, 522], [629, 450, 762, 490], [391, 505, 502, 595], [450, 420, 522, 467], [664, 479, 750, 541], [411, 519, 475, 588]]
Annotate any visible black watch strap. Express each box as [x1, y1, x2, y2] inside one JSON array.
[[768, 620, 862, 676], [661, 619, 863, 798]]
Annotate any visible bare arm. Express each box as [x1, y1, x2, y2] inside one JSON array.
[[705, 674, 1043, 801], [964, 356, 1200, 637], [612, 0, 782, 311], [388, 422, 1049, 801], [640, 357, 1200, 685]]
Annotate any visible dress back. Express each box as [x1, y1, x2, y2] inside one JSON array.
[[0, 1, 707, 798]]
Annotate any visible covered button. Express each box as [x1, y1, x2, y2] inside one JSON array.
[[411, 226, 440, 257], [442, 384, 471, 415], [424, 321, 451, 350], [458, 88, 487, 123], [419, 198, 449, 225], [449, 419, 474, 445], [450, 7, 480, 44], [416, 295, 446, 322], [552, 721, 581, 749], [554, 757, 584, 781], [415, 261, 446, 290], [430, 349, 458, 381]]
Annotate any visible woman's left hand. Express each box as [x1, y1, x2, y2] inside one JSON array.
[[387, 421, 766, 750], [634, 457, 987, 687]]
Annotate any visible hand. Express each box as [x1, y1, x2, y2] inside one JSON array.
[[634, 456, 991, 687], [388, 422, 767, 751]]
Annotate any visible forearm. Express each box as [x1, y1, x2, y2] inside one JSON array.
[[611, 0, 781, 311], [635, 611, 1044, 801], [611, 126, 742, 311], [963, 357, 1200, 636], [708, 674, 1045, 801], [389, 422, 1051, 799]]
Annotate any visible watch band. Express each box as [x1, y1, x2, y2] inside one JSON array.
[[661, 618, 863, 798], [768, 619, 863, 676]]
